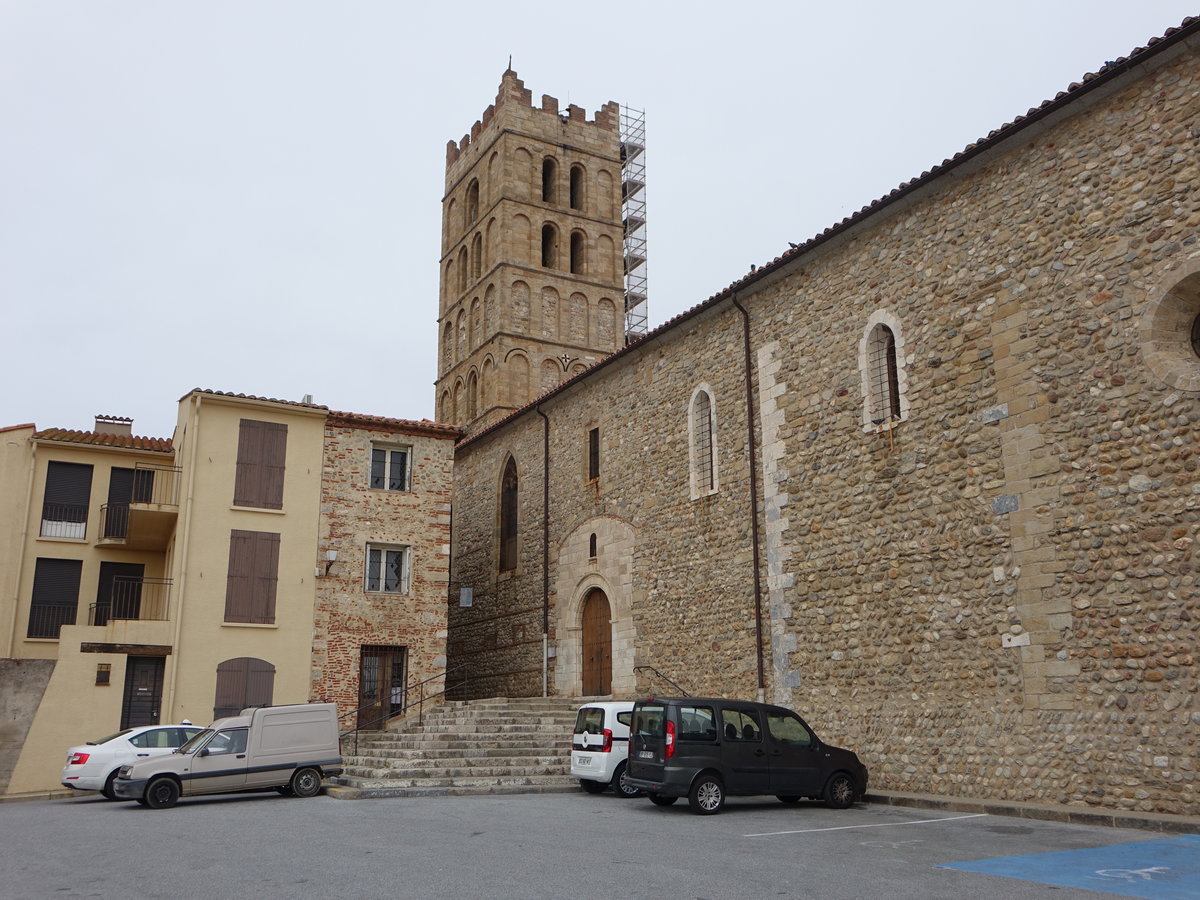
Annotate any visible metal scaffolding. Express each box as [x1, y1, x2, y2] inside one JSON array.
[[620, 106, 648, 342]]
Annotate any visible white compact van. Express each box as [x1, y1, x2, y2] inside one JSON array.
[[570, 701, 641, 798], [112, 703, 343, 809]]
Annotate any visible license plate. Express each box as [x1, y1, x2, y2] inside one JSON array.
[[638, 751, 654, 759], [577, 756, 591, 766]]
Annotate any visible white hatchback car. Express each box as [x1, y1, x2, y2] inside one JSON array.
[[570, 701, 641, 798], [62, 723, 203, 799]]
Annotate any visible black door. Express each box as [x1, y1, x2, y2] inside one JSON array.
[[358, 646, 407, 730], [95, 562, 144, 625], [121, 656, 164, 729], [765, 707, 824, 796], [717, 706, 770, 794]]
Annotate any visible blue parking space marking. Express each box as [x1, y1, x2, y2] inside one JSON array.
[[940, 834, 1200, 899]]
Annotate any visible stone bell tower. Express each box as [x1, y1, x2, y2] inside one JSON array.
[[435, 70, 630, 433]]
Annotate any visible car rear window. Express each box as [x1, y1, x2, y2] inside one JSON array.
[[679, 705, 717, 741], [574, 707, 605, 733], [631, 704, 665, 736]]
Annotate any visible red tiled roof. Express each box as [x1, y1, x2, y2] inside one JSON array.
[[32, 428, 173, 453], [458, 15, 1200, 451], [186, 388, 330, 411], [327, 410, 462, 439]]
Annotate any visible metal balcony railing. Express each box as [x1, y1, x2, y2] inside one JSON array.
[[89, 577, 172, 626], [39, 503, 88, 539], [26, 604, 77, 639]]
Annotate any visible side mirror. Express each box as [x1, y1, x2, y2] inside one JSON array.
[[199, 748, 209, 757]]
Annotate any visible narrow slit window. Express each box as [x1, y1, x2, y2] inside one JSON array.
[[867, 324, 901, 423], [588, 427, 600, 481], [692, 391, 714, 495], [499, 457, 519, 572]]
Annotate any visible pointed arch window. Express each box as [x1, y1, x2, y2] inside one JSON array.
[[499, 457, 519, 572], [689, 386, 718, 498]]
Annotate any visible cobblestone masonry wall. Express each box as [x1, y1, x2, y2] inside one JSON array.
[[312, 417, 456, 722], [449, 34, 1200, 816]]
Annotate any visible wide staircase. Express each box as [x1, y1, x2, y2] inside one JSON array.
[[327, 696, 582, 800]]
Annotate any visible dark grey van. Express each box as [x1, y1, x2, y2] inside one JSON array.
[[624, 698, 868, 814]]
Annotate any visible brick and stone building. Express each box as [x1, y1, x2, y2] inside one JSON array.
[[436, 69, 628, 433], [447, 20, 1200, 817]]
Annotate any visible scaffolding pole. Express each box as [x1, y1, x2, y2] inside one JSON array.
[[620, 106, 649, 342]]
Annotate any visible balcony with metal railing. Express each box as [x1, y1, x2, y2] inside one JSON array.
[[98, 464, 182, 550], [88, 576, 171, 626]]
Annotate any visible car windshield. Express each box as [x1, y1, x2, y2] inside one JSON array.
[[175, 729, 214, 754], [88, 729, 134, 746]]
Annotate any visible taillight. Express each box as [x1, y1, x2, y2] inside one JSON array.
[[601, 728, 613, 753], [68, 753, 89, 766], [665, 720, 676, 759]]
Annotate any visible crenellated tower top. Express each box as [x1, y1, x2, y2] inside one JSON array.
[[446, 69, 620, 167]]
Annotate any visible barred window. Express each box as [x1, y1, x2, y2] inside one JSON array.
[[867, 323, 901, 424], [689, 387, 718, 498]]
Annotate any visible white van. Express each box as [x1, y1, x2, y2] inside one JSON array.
[[112, 703, 343, 809], [570, 701, 641, 798]]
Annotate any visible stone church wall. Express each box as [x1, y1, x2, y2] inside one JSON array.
[[449, 29, 1200, 816]]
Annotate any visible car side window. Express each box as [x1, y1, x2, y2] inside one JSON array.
[[129, 729, 170, 749], [206, 729, 248, 755], [721, 709, 762, 742], [678, 705, 717, 741], [766, 711, 813, 747], [616, 711, 633, 727]]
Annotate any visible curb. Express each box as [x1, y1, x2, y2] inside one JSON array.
[[866, 790, 1200, 835]]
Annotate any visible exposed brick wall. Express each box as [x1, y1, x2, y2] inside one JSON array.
[[312, 421, 456, 725], [448, 35, 1200, 816]]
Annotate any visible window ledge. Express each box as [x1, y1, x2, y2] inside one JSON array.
[[229, 505, 286, 515], [221, 622, 278, 629], [35, 535, 89, 544]]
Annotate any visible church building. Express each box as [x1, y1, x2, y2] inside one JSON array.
[[444, 20, 1200, 818]]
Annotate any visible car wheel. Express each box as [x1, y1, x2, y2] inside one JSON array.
[[101, 770, 120, 801], [144, 777, 180, 810], [823, 772, 856, 809], [612, 763, 642, 799], [290, 767, 322, 798], [688, 775, 725, 815], [648, 792, 677, 807], [580, 778, 606, 794], [776, 795, 800, 804]]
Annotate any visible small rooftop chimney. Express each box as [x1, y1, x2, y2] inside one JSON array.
[[94, 415, 133, 436]]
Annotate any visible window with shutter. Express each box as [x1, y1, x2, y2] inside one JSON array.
[[41, 461, 93, 538], [223, 530, 280, 624], [233, 419, 287, 509], [27, 557, 82, 638]]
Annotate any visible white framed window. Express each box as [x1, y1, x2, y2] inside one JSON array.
[[688, 384, 719, 499], [365, 544, 410, 594], [370, 444, 411, 492], [858, 310, 910, 431]]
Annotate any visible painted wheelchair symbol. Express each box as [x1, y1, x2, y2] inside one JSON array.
[[1093, 866, 1172, 883]]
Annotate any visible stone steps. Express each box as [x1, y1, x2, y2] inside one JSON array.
[[331, 696, 584, 800]]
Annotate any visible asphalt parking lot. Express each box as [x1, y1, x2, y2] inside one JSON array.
[[3, 790, 1197, 899]]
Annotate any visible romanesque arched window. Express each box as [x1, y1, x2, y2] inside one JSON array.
[[689, 386, 718, 498], [472, 233, 482, 280], [499, 456, 519, 572], [541, 224, 558, 269], [570, 165, 585, 211], [466, 178, 479, 224], [859, 313, 909, 429], [570, 231, 585, 274], [542, 157, 557, 204]]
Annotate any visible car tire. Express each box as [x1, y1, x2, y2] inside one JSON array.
[[823, 772, 856, 809], [648, 792, 677, 807], [144, 777, 180, 810], [580, 778, 607, 794], [612, 762, 642, 799], [290, 767, 322, 799], [688, 775, 725, 815], [776, 795, 800, 804], [101, 770, 120, 801]]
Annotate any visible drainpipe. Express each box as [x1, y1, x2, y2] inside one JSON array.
[[535, 405, 551, 697], [731, 295, 766, 702]]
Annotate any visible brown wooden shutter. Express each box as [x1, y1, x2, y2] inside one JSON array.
[[214, 657, 275, 719], [224, 530, 279, 624], [233, 419, 287, 509]]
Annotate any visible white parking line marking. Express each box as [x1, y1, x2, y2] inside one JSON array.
[[745, 812, 988, 837]]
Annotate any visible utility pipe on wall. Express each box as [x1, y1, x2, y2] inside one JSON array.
[[731, 295, 767, 701], [536, 406, 551, 697]]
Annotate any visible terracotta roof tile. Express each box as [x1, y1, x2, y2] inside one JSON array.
[[32, 428, 173, 453], [187, 388, 329, 411], [327, 411, 462, 439]]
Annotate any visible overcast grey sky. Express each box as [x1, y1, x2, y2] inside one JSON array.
[[3, 1, 1196, 439]]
